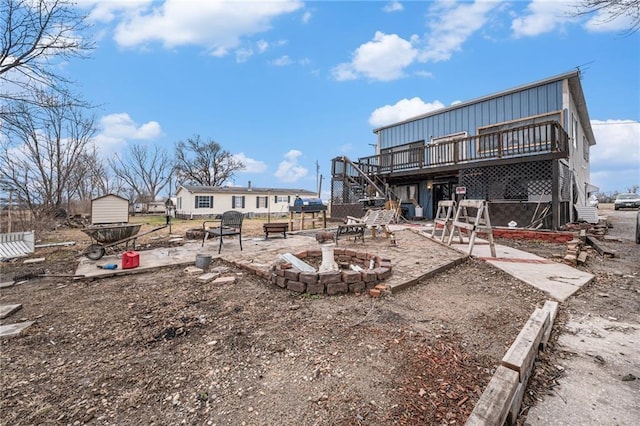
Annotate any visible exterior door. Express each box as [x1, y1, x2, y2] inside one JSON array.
[[432, 178, 458, 217]]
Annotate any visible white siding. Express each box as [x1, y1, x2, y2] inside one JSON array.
[[175, 188, 306, 217], [91, 195, 129, 224]]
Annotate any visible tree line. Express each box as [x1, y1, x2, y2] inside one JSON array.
[[0, 0, 243, 223]]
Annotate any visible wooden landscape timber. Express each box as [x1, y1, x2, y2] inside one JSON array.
[[466, 301, 557, 425]]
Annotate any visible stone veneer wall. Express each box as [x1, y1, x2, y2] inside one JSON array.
[[270, 248, 392, 296]]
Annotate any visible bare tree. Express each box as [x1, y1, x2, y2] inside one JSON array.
[[67, 143, 113, 200], [108, 143, 172, 201], [575, 0, 640, 32], [174, 135, 245, 186], [0, 0, 93, 107], [0, 91, 96, 219]]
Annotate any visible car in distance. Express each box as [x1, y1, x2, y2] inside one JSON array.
[[614, 193, 640, 210]]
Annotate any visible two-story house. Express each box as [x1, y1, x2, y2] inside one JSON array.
[[330, 70, 597, 230]]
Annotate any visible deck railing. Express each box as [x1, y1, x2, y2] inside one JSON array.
[[358, 121, 568, 174]]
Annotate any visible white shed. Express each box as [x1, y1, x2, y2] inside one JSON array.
[[91, 194, 129, 225]]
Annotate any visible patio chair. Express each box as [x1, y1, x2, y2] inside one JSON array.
[[202, 210, 244, 254], [369, 208, 396, 238]]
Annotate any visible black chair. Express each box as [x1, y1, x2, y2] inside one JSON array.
[[202, 210, 244, 254]]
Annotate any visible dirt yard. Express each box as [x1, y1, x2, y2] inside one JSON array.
[[1, 206, 638, 425]]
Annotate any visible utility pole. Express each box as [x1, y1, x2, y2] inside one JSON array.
[[316, 161, 320, 198]]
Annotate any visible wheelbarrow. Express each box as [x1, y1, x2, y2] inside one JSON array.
[[80, 223, 167, 260]]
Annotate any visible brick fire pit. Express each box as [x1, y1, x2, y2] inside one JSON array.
[[270, 247, 392, 295]]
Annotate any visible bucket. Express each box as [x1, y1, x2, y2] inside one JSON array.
[[195, 253, 212, 270]]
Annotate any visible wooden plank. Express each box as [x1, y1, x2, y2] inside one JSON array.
[[540, 300, 559, 350], [459, 199, 486, 209], [586, 235, 616, 257], [507, 363, 533, 425], [466, 366, 520, 426], [501, 308, 550, 382]]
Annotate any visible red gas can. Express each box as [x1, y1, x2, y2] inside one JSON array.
[[122, 251, 140, 269]]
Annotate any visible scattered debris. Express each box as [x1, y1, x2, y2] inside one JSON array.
[[0, 304, 22, 319], [23, 257, 46, 264], [34, 241, 76, 248], [0, 321, 35, 338]]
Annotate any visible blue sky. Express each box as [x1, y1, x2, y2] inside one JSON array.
[[71, 0, 639, 198]]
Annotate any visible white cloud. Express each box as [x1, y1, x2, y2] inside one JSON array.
[[93, 113, 162, 153], [302, 10, 312, 23], [369, 97, 445, 128], [590, 120, 640, 192], [274, 149, 308, 182], [584, 10, 635, 33], [332, 32, 418, 81], [511, 0, 577, 38], [234, 153, 267, 173], [420, 0, 500, 62], [271, 55, 293, 66], [235, 48, 254, 63], [256, 40, 269, 53], [383, 1, 403, 13], [99, 0, 302, 55], [82, 0, 152, 23]]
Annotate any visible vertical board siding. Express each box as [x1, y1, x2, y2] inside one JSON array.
[[378, 81, 563, 148]]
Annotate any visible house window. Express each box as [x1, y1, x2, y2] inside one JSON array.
[[391, 184, 418, 203], [256, 196, 268, 208], [232, 196, 245, 209], [583, 136, 589, 162], [195, 196, 213, 209], [274, 195, 289, 203], [572, 114, 578, 149]]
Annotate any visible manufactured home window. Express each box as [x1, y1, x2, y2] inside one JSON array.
[[195, 195, 213, 209], [232, 196, 245, 209], [274, 195, 290, 203], [256, 196, 268, 208]]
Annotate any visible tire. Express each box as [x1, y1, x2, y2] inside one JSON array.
[[85, 244, 106, 260], [636, 212, 640, 244], [614, 206, 619, 211]]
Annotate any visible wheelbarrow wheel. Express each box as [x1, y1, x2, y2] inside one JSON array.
[[85, 244, 106, 260]]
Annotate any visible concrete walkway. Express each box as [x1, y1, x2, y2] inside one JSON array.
[[449, 238, 594, 302], [394, 222, 594, 302]]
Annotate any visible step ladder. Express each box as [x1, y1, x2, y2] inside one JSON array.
[[430, 200, 456, 242], [447, 199, 496, 257]]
